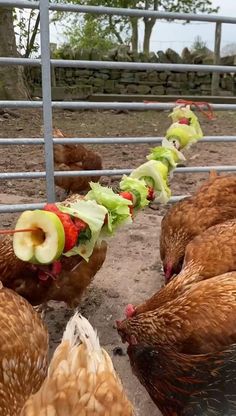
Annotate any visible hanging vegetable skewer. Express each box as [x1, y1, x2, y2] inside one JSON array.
[[12, 105, 203, 268]]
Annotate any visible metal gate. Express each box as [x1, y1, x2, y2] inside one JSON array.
[[1, 0, 236, 214]]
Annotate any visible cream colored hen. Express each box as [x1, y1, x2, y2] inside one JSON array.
[[21, 313, 134, 416]]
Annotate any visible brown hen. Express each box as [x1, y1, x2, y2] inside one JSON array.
[[0, 193, 107, 308], [182, 218, 236, 278], [0, 284, 48, 415], [126, 219, 236, 318], [53, 128, 103, 194], [1, 236, 107, 308], [160, 173, 236, 281], [128, 341, 236, 416], [118, 272, 236, 354]]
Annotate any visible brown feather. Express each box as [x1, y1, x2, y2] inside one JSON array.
[[128, 341, 236, 416], [0, 193, 107, 308], [183, 219, 236, 278], [0, 237, 107, 308], [118, 272, 236, 354], [0, 286, 48, 415], [53, 128, 102, 194], [160, 174, 236, 278]]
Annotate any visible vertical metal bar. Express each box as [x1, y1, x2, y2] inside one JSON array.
[[211, 22, 222, 95], [39, 0, 55, 202]]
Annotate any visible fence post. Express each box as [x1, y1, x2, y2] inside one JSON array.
[[211, 22, 222, 96], [39, 0, 55, 202]]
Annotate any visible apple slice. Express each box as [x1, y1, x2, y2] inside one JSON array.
[[13, 210, 65, 264]]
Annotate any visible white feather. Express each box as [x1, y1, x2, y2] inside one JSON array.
[[62, 312, 101, 353]]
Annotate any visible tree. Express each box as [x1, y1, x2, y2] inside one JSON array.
[[14, 8, 40, 58], [222, 43, 236, 57], [0, 7, 28, 99], [191, 35, 208, 54], [136, 0, 219, 53], [65, 18, 118, 51], [57, 0, 219, 54], [52, 0, 132, 50]]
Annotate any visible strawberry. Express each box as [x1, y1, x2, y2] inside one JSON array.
[[119, 191, 134, 217], [56, 212, 78, 252], [119, 191, 134, 202], [43, 203, 60, 213], [43, 203, 78, 252], [147, 186, 155, 201], [73, 217, 87, 233], [178, 117, 190, 125]]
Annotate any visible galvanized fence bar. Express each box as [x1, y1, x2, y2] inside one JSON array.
[[0, 136, 236, 145], [2, 101, 236, 111], [1, 166, 236, 181], [0, 194, 188, 214], [2, 0, 236, 25], [1, 57, 236, 74], [39, 0, 55, 202]]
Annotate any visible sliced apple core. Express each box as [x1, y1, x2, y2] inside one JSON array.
[[13, 210, 65, 264], [31, 228, 46, 245]]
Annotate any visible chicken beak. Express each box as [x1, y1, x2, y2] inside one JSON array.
[[116, 320, 128, 344]]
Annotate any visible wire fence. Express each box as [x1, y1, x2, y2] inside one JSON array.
[[0, 0, 236, 213]]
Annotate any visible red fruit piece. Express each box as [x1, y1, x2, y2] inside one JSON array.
[[56, 212, 78, 252], [43, 203, 78, 252], [178, 117, 190, 125], [73, 217, 87, 233], [43, 203, 60, 213], [119, 191, 134, 202], [147, 186, 155, 201], [119, 191, 134, 217]]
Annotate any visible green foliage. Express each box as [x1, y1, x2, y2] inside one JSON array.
[[52, 0, 220, 53], [191, 36, 208, 53], [65, 17, 118, 51], [154, 0, 219, 14], [13, 7, 40, 57]]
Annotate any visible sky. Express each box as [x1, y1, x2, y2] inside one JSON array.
[[49, 0, 236, 55]]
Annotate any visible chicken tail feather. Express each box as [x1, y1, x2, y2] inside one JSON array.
[[209, 169, 218, 180], [62, 312, 100, 353]]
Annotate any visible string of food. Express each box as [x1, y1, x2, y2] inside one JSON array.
[[12, 105, 204, 279]]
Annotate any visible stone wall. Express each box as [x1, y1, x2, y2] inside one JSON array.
[[27, 46, 236, 99]]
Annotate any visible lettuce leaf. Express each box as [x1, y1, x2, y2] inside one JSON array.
[[161, 137, 186, 162], [120, 176, 149, 209], [130, 160, 171, 204], [147, 146, 180, 170], [166, 122, 201, 150], [85, 182, 132, 234], [169, 105, 203, 137], [167, 105, 203, 149], [58, 199, 107, 261]]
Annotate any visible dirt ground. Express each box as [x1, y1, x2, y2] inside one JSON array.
[[1, 108, 236, 414]]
